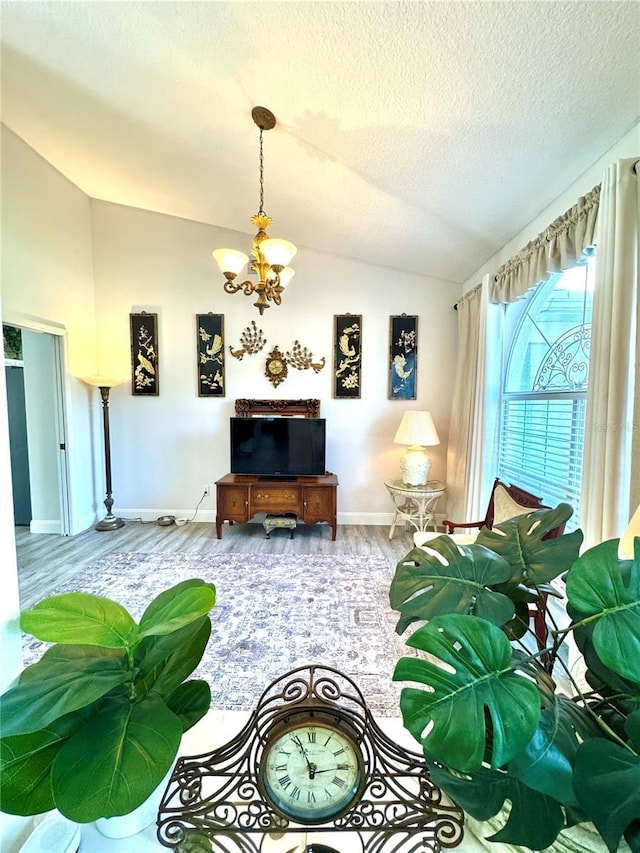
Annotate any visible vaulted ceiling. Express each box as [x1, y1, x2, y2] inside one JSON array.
[[1, 1, 638, 285]]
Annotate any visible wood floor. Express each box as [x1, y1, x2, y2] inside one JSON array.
[[15, 520, 416, 608]]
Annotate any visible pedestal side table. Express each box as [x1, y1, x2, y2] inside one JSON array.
[[384, 479, 446, 540]]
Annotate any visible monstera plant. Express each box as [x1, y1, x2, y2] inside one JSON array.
[[0, 578, 216, 824], [389, 504, 640, 852]]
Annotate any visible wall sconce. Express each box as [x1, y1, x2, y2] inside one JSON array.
[[393, 411, 440, 486], [82, 376, 125, 531]]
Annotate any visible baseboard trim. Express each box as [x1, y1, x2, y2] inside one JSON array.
[[115, 510, 446, 528], [29, 519, 62, 535], [118, 509, 217, 524]]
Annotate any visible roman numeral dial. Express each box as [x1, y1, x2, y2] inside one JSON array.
[[259, 715, 364, 825]]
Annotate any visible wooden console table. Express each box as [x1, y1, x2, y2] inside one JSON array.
[[215, 473, 338, 540]]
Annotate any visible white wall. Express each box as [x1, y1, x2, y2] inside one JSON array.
[[461, 123, 640, 290], [1, 125, 102, 533], [1, 124, 104, 697], [90, 201, 459, 523]]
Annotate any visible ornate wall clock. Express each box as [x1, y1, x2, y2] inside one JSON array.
[[265, 346, 288, 387], [157, 664, 464, 853]]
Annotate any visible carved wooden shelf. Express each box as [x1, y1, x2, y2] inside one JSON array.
[[234, 398, 321, 418]]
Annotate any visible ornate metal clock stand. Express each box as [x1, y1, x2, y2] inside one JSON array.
[[157, 664, 464, 853]]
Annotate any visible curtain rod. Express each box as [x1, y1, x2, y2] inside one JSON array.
[[453, 281, 482, 310]]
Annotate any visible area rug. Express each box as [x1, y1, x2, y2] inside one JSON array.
[[21, 553, 414, 717]]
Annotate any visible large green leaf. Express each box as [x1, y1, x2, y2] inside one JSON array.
[[507, 697, 601, 807], [165, 679, 211, 732], [389, 539, 514, 634], [566, 538, 640, 682], [581, 642, 640, 720], [1, 653, 130, 736], [627, 710, 640, 752], [394, 614, 541, 772], [138, 579, 216, 639], [20, 592, 139, 649], [476, 503, 583, 586], [0, 710, 89, 815], [427, 761, 567, 850], [18, 642, 125, 680], [568, 599, 640, 725], [136, 617, 211, 699], [52, 693, 182, 821], [573, 729, 640, 852]]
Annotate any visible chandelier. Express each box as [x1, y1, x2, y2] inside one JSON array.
[[213, 106, 297, 315]]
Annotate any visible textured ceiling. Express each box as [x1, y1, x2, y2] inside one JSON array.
[[1, 1, 639, 284]]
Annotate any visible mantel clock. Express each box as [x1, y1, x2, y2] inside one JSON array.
[[157, 665, 464, 853]]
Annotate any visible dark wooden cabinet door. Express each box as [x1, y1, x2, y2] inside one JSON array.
[[218, 486, 249, 522], [302, 486, 334, 524]]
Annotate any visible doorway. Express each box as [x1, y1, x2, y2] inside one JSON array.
[[3, 323, 71, 535]]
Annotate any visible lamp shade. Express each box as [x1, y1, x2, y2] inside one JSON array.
[[82, 376, 126, 389], [277, 266, 295, 288], [394, 411, 440, 447], [619, 503, 640, 559], [212, 248, 249, 276], [260, 238, 297, 267]]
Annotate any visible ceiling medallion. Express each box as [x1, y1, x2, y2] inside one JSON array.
[[212, 107, 297, 315]]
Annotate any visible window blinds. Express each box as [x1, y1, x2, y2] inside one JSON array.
[[497, 396, 587, 530]]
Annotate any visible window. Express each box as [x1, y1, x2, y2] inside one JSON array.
[[497, 255, 594, 530]]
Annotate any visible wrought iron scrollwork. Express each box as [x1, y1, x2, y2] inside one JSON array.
[[157, 665, 464, 853], [533, 323, 590, 391]]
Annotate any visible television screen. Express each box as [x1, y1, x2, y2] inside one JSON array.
[[230, 417, 326, 478]]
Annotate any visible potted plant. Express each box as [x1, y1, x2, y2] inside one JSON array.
[[389, 504, 640, 852], [0, 577, 216, 830]]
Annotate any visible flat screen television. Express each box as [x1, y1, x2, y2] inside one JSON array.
[[230, 417, 326, 478]]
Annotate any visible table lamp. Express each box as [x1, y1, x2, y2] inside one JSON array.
[[393, 410, 440, 486], [619, 503, 640, 559], [82, 376, 125, 531]]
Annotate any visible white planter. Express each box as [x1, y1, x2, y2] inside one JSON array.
[[95, 767, 173, 839]]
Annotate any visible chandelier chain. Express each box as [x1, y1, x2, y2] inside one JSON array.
[[258, 127, 265, 215]]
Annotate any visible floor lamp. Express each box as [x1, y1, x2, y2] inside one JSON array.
[[83, 377, 125, 531]]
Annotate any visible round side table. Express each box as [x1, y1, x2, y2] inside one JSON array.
[[384, 479, 446, 540]]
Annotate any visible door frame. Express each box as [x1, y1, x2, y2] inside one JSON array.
[[2, 312, 71, 536]]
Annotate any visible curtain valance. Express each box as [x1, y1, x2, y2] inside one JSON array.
[[491, 184, 600, 304]]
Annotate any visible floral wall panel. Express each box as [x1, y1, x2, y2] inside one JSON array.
[[333, 314, 362, 399], [130, 312, 159, 396], [197, 313, 225, 397], [389, 314, 417, 400]]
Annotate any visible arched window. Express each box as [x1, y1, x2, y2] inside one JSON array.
[[497, 254, 594, 529]]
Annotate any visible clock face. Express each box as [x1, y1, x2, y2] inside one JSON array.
[[265, 349, 288, 387], [260, 715, 364, 824]]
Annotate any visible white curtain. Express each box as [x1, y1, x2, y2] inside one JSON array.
[[580, 158, 640, 547], [446, 275, 499, 523]]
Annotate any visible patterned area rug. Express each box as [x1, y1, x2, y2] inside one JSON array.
[[21, 552, 413, 717]]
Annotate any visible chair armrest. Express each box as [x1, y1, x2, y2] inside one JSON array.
[[443, 519, 484, 534]]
